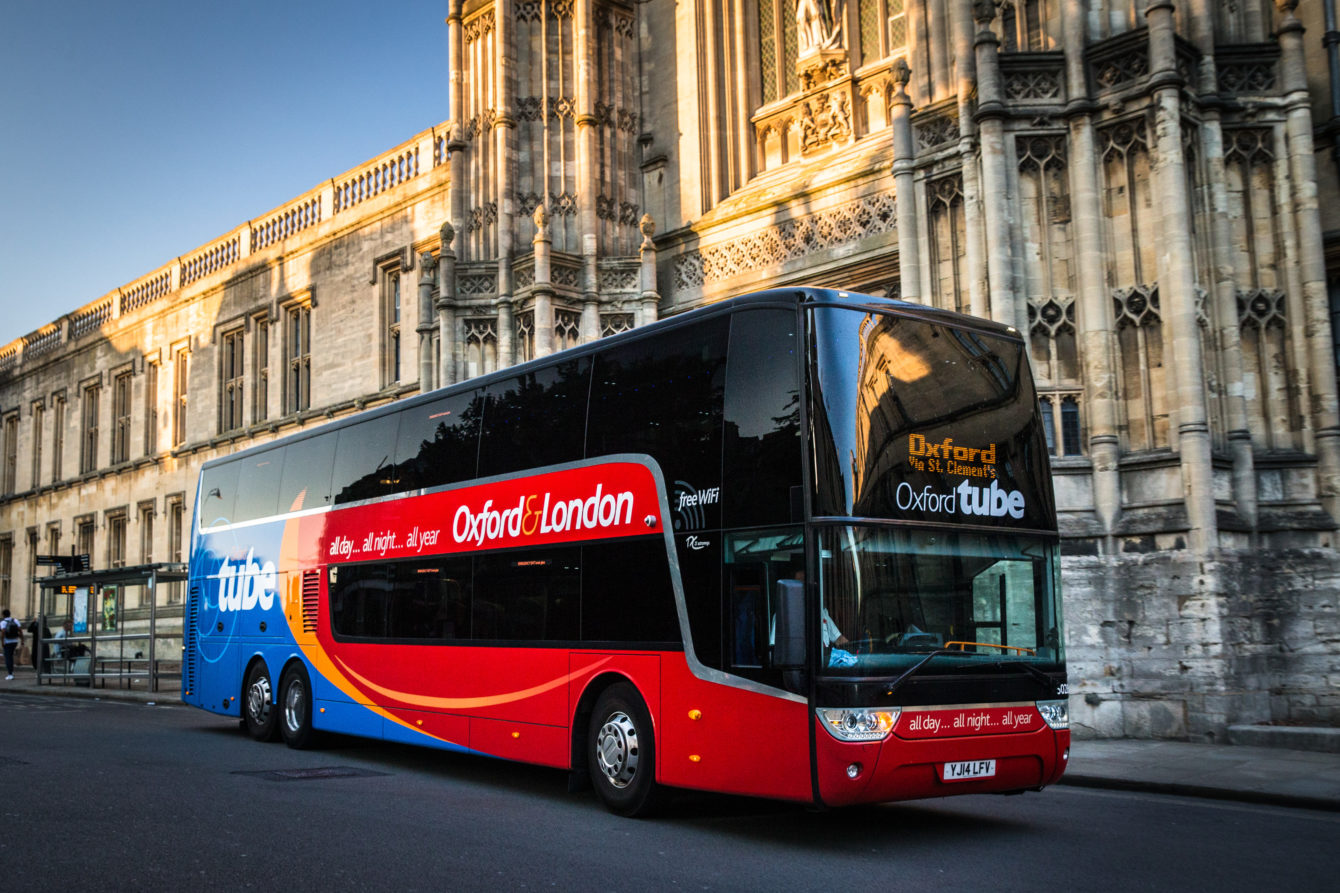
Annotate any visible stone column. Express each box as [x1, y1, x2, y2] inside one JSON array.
[[495, 0, 517, 363], [953, 0, 987, 319], [1062, 0, 1121, 542], [497, 299, 515, 370], [1277, 0, 1340, 521], [972, 0, 1019, 332], [447, 0, 468, 261], [417, 251, 438, 392], [1147, 0, 1217, 553], [639, 214, 660, 326], [436, 222, 459, 387], [576, 0, 600, 314], [582, 299, 599, 343], [1190, 0, 1257, 529], [927, 0, 951, 101], [891, 60, 922, 302], [532, 205, 556, 357], [908, 0, 931, 103]]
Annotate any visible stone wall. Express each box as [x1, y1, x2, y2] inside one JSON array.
[[1066, 550, 1340, 740]]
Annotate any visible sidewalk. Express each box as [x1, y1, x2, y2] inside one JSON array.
[[4, 666, 1337, 811], [1062, 737, 1340, 812], [1, 664, 167, 705]]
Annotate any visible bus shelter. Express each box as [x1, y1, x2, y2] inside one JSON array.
[[35, 562, 188, 694]]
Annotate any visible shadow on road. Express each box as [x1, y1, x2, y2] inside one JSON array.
[[197, 714, 1040, 848]]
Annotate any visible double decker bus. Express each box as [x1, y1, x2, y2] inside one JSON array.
[[184, 287, 1068, 815]]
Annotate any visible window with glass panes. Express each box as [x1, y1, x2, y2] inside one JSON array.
[[143, 361, 158, 456], [385, 272, 402, 386], [253, 316, 269, 423], [172, 349, 189, 447], [287, 303, 311, 413], [80, 384, 100, 474], [221, 328, 245, 432], [1, 413, 17, 495], [112, 370, 132, 464]]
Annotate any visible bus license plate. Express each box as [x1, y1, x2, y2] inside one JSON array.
[[942, 759, 996, 781]]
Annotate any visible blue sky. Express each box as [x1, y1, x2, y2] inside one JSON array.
[[0, 0, 448, 345]]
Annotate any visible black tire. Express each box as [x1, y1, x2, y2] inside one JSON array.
[[587, 682, 663, 817], [242, 661, 279, 742], [278, 663, 318, 750]]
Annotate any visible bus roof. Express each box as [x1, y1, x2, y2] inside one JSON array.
[[198, 287, 1024, 470]]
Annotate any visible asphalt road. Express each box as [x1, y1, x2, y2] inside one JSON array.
[[1, 692, 1334, 891]]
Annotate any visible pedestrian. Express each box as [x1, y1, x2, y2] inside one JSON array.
[[1, 609, 22, 680], [27, 618, 51, 673]]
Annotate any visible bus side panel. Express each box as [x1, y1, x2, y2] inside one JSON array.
[[313, 695, 384, 738], [657, 656, 812, 802], [316, 642, 578, 729], [382, 707, 471, 753], [471, 717, 570, 768], [569, 652, 661, 767], [186, 573, 240, 716]]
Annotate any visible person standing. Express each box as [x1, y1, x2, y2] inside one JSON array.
[[1, 609, 22, 680]]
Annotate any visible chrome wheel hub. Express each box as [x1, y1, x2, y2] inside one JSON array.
[[247, 675, 272, 726], [283, 678, 306, 733], [595, 711, 640, 789]]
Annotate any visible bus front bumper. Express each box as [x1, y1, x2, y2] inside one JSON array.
[[814, 717, 1070, 807]]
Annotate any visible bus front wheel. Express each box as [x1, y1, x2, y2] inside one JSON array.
[[588, 682, 663, 817], [279, 663, 318, 750], [242, 662, 278, 742]]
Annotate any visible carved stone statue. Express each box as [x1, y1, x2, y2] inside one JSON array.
[[799, 101, 820, 153], [796, 0, 845, 55]]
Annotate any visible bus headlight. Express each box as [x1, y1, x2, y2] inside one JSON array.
[[817, 708, 899, 742], [1036, 699, 1069, 730]]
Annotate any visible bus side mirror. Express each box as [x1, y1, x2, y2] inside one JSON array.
[[774, 579, 805, 668]]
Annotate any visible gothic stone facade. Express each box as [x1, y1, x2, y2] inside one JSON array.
[[2, 0, 1339, 739]]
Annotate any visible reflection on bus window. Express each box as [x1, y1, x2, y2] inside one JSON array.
[[818, 525, 1062, 674]]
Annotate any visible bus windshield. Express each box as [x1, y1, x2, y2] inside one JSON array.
[[817, 524, 1064, 675]]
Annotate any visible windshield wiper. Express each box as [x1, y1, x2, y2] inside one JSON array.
[[885, 649, 959, 695], [988, 659, 1055, 688], [885, 651, 1057, 695]]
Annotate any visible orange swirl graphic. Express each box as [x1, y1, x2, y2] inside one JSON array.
[[332, 653, 612, 711]]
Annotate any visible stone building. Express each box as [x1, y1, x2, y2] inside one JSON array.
[[2, 0, 1339, 739]]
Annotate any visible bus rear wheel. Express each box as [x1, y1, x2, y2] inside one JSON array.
[[242, 662, 278, 742], [279, 663, 318, 750], [588, 682, 663, 817]]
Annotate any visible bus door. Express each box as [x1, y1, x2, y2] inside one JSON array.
[[723, 528, 806, 678]]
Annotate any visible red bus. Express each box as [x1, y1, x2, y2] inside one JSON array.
[[184, 287, 1068, 815]]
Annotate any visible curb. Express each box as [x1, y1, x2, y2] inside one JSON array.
[[2, 675, 179, 706], [1058, 773, 1340, 813]]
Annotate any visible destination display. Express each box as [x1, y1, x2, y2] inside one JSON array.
[[809, 306, 1056, 531]]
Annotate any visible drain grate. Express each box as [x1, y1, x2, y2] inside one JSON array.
[[233, 766, 388, 782]]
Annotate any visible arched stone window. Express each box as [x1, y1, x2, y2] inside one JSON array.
[[465, 318, 499, 380], [928, 174, 968, 315], [1113, 285, 1169, 451]]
